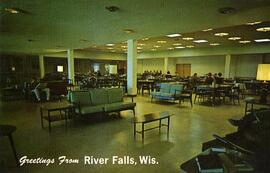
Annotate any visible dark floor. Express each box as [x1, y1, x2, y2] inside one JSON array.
[[0, 95, 249, 173]]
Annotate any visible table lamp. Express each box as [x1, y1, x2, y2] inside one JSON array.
[[256, 64, 270, 103]]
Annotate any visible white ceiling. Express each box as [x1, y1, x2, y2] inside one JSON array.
[[0, 0, 270, 55]]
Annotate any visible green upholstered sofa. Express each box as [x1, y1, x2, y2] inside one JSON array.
[[151, 83, 183, 102], [69, 88, 136, 116]]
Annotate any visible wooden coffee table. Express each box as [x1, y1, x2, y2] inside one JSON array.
[[133, 111, 174, 143]]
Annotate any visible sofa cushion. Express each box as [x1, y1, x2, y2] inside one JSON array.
[[104, 102, 136, 112], [90, 89, 109, 105], [160, 83, 171, 93], [107, 88, 123, 103], [70, 91, 92, 105], [170, 84, 183, 96], [76, 105, 104, 114]]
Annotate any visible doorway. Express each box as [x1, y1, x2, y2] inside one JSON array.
[[176, 64, 191, 77]]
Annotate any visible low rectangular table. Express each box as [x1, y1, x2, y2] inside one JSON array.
[[40, 102, 74, 132], [133, 111, 174, 143]]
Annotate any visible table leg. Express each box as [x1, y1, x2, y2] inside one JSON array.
[[245, 102, 248, 115], [167, 117, 170, 140], [8, 134, 19, 167], [159, 119, 161, 133], [40, 107, 44, 128], [48, 111, 51, 132], [142, 123, 145, 143], [133, 122, 136, 140]]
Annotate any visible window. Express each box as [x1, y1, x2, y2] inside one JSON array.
[[57, 65, 64, 72]]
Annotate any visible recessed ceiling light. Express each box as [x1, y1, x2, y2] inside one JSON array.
[[186, 45, 194, 48], [239, 40, 251, 44], [157, 40, 166, 44], [110, 50, 116, 52], [254, 39, 270, 42], [173, 43, 182, 46], [256, 27, 270, 32], [105, 6, 120, 12], [122, 49, 127, 51], [107, 47, 114, 50], [182, 37, 194, 40], [214, 32, 229, 36], [153, 45, 161, 48], [123, 29, 134, 34], [228, 37, 241, 40], [167, 47, 174, 50], [193, 40, 208, 43], [79, 39, 88, 42], [246, 21, 262, 25], [106, 43, 115, 46], [210, 43, 220, 46], [142, 38, 149, 41], [151, 48, 157, 51], [202, 28, 213, 32], [166, 33, 181, 37], [5, 8, 20, 14], [137, 47, 143, 50], [175, 46, 185, 49], [138, 43, 145, 46]]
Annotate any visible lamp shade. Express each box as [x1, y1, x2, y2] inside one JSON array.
[[256, 64, 270, 81]]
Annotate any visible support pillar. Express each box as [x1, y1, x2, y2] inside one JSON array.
[[164, 57, 168, 74], [224, 54, 231, 78], [127, 39, 137, 95], [39, 55, 45, 79], [67, 49, 75, 84]]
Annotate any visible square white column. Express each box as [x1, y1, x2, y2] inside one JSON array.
[[164, 57, 168, 74], [224, 54, 231, 78], [39, 55, 45, 79], [127, 39, 137, 95], [67, 49, 75, 84]]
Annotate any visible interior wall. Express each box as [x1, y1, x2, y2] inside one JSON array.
[[231, 54, 263, 78], [175, 55, 225, 76]]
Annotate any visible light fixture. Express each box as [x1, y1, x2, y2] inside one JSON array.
[[137, 47, 143, 50], [173, 43, 182, 46], [57, 65, 63, 72], [123, 29, 134, 34], [5, 8, 19, 14], [193, 40, 208, 43], [153, 45, 160, 48], [107, 47, 114, 50], [256, 27, 270, 32], [186, 45, 194, 48], [246, 21, 262, 25], [256, 64, 270, 103], [11, 66, 16, 71], [182, 37, 194, 40], [254, 39, 270, 42], [105, 6, 120, 12], [106, 43, 115, 46], [151, 48, 157, 51], [210, 43, 220, 46], [142, 38, 149, 41], [166, 33, 181, 37], [175, 46, 185, 49], [138, 43, 145, 46], [202, 28, 213, 32], [121, 45, 127, 48], [228, 37, 241, 40], [239, 40, 251, 44], [157, 40, 166, 44], [214, 32, 229, 36], [167, 47, 174, 50]]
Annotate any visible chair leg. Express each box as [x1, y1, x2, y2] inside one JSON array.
[[190, 97, 193, 107]]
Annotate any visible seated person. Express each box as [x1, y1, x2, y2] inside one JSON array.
[[205, 72, 215, 85], [32, 81, 50, 101], [215, 72, 224, 84]]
